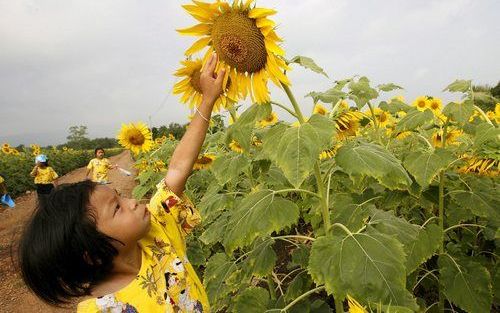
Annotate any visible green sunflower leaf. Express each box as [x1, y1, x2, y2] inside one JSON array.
[[308, 229, 417, 309], [306, 88, 346, 104], [223, 190, 299, 252], [443, 79, 472, 93], [443, 100, 474, 125], [210, 153, 250, 185], [274, 123, 323, 188], [404, 223, 442, 274], [439, 255, 493, 313], [403, 148, 454, 188], [234, 287, 270, 313], [204, 253, 239, 307], [335, 141, 412, 190], [227, 103, 271, 151], [394, 109, 434, 132], [348, 77, 379, 109], [289, 55, 328, 78], [377, 83, 404, 92], [241, 238, 277, 278]]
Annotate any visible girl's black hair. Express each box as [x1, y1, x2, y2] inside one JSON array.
[[39, 161, 49, 166], [94, 147, 104, 155], [19, 180, 119, 305]]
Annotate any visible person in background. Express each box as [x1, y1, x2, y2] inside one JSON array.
[[86, 148, 117, 184], [0, 174, 15, 208], [30, 154, 58, 203]]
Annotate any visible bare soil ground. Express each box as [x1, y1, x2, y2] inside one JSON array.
[[0, 151, 137, 313]]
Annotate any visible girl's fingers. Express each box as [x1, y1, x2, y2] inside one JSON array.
[[203, 53, 217, 75], [215, 68, 225, 86]]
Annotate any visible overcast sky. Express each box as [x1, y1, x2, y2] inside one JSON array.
[[0, 0, 499, 146]]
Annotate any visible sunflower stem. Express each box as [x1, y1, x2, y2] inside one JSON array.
[[280, 286, 325, 312], [281, 83, 331, 237], [366, 101, 381, 142], [281, 83, 306, 123], [473, 105, 494, 126], [228, 106, 239, 122], [271, 101, 298, 119], [438, 120, 449, 313], [335, 298, 344, 313]]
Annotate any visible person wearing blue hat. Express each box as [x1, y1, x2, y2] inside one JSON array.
[[30, 154, 59, 203]]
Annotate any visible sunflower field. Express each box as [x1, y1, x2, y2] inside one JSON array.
[[0, 145, 122, 197], [128, 1, 499, 312]]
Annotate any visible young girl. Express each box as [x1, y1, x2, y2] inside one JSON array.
[[19, 54, 225, 313], [86, 148, 117, 184], [30, 154, 58, 203]]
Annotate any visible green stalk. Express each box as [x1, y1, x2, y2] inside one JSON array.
[[280, 286, 325, 312], [281, 82, 342, 312], [366, 101, 381, 142], [267, 275, 277, 300], [438, 121, 449, 312], [228, 106, 238, 123]]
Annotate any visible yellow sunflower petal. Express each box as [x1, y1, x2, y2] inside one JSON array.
[[185, 36, 212, 55], [177, 23, 212, 36], [249, 7, 277, 19]]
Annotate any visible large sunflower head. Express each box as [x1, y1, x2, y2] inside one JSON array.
[[117, 122, 154, 155], [371, 108, 393, 128], [173, 58, 236, 111], [178, 0, 290, 104], [458, 157, 499, 177]]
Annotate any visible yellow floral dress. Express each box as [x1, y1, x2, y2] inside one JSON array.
[[87, 158, 113, 183], [77, 179, 209, 313], [31, 166, 58, 184]]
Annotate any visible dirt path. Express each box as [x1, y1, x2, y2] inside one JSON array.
[[0, 151, 137, 313]]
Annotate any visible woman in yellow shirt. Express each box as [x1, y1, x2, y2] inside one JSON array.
[[0, 174, 15, 208], [19, 53, 225, 312], [86, 148, 117, 184], [30, 154, 58, 203]]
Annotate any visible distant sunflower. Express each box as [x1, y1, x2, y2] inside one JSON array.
[[347, 295, 367, 313], [412, 96, 429, 112], [2, 143, 10, 149], [335, 111, 365, 140], [173, 59, 236, 111], [117, 122, 154, 154], [229, 140, 244, 153], [431, 128, 463, 147], [193, 154, 216, 170], [427, 97, 442, 115], [178, 0, 290, 104], [10, 149, 20, 156], [313, 103, 329, 116], [319, 146, 339, 160], [371, 108, 393, 128], [1, 146, 10, 154], [458, 156, 498, 177], [257, 111, 278, 128]]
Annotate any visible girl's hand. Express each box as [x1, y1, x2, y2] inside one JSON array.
[[199, 53, 225, 104]]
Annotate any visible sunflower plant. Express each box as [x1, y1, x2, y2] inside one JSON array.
[[130, 1, 499, 312]]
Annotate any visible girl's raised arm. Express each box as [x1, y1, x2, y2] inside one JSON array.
[[164, 53, 225, 196]]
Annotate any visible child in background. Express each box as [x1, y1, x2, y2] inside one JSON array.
[[30, 154, 58, 203], [0, 174, 15, 208], [19, 53, 225, 312], [86, 148, 116, 184]]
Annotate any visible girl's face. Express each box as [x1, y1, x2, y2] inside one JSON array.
[[96, 150, 105, 159], [89, 185, 150, 248]]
